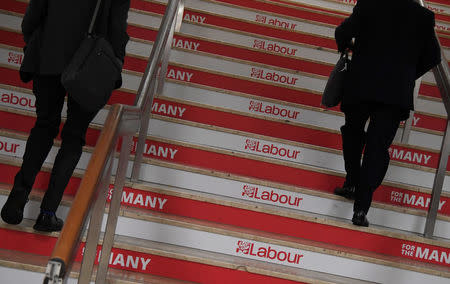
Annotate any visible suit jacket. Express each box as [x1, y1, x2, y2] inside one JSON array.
[[20, 0, 130, 86], [335, 0, 441, 112]]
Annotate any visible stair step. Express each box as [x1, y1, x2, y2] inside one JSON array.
[[0, 239, 199, 284], [0, 222, 356, 284], [1, 196, 448, 283], [3, 176, 449, 269], [1, 105, 450, 218]]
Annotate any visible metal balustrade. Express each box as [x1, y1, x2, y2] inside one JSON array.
[[417, 0, 450, 238], [43, 1, 185, 283]]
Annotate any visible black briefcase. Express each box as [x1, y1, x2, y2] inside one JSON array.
[[61, 35, 122, 113], [321, 52, 350, 108], [61, 0, 122, 113]]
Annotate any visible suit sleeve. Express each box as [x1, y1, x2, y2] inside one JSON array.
[[21, 0, 47, 44], [415, 11, 441, 79], [108, 0, 130, 62], [335, 0, 365, 53]]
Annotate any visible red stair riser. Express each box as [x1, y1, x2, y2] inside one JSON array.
[[0, 110, 102, 147], [0, 163, 80, 195], [0, 0, 27, 13], [0, 67, 135, 106], [209, 0, 345, 25]]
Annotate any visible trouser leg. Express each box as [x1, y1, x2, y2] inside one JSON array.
[[40, 93, 97, 212], [341, 105, 369, 188], [13, 75, 66, 196], [354, 104, 402, 214]]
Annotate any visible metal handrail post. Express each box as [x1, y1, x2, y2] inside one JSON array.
[[416, 0, 450, 238], [423, 53, 450, 237], [130, 78, 157, 182], [95, 134, 134, 282], [156, 0, 184, 96], [78, 153, 114, 284], [424, 119, 450, 237], [133, 0, 183, 109], [131, 0, 183, 182], [156, 17, 177, 96], [401, 77, 422, 143]]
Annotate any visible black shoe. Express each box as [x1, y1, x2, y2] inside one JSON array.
[[334, 185, 355, 200], [33, 212, 64, 232], [352, 211, 369, 227], [1, 188, 29, 225]]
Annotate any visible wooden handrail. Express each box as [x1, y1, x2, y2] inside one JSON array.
[[49, 104, 124, 275]]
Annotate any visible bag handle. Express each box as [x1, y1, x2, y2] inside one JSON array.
[[88, 0, 103, 35], [340, 51, 350, 71]]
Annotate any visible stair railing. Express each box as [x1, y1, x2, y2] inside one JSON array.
[[416, 0, 450, 238], [43, 1, 185, 283]]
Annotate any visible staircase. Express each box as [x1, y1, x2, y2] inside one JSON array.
[[0, 0, 449, 282]]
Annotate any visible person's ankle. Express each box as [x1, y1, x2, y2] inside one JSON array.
[[40, 210, 55, 216]]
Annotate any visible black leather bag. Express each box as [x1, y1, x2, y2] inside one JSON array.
[[61, 0, 121, 113], [321, 52, 350, 108]]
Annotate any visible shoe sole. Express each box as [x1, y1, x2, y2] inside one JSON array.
[[352, 219, 369, 227], [33, 224, 62, 232]]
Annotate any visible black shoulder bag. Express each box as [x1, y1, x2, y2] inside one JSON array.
[[321, 52, 350, 108], [61, 0, 122, 113]]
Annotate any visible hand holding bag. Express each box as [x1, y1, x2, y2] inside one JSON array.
[[321, 52, 350, 108], [61, 0, 122, 113]]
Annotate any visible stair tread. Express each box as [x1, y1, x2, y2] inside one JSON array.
[[0, 248, 197, 284]]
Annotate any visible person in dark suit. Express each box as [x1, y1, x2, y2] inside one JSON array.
[[333, 0, 441, 226], [1, 0, 130, 232]]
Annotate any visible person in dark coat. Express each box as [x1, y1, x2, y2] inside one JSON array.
[[333, 0, 441, 226], [1, 0, 130, 232]]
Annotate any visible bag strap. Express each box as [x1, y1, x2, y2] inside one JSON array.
[[88, 0, 103, 35]]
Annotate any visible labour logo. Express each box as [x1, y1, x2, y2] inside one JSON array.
[[8, 52, 23, 65], [242, 185, 257, 197], [249, 100, 262, 111], [245, 139, 258, 151], [255, 15, 267, 24], [253, 39, 266, 50], [236, 241, 252, 254]]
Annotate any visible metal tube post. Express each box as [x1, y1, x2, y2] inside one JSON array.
[[95, 134, 134, 282], [78, 155, 114, 284], [424, 119, 450, 237], [401, 77, 422, 143], [131, 0, 182, 182]]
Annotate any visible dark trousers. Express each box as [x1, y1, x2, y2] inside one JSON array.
[[341, 103, 404, 214], [12, 75, 97, 212]]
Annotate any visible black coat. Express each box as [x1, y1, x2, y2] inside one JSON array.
[[335, 0, 441, 112], [20, 0, 130, 86]]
